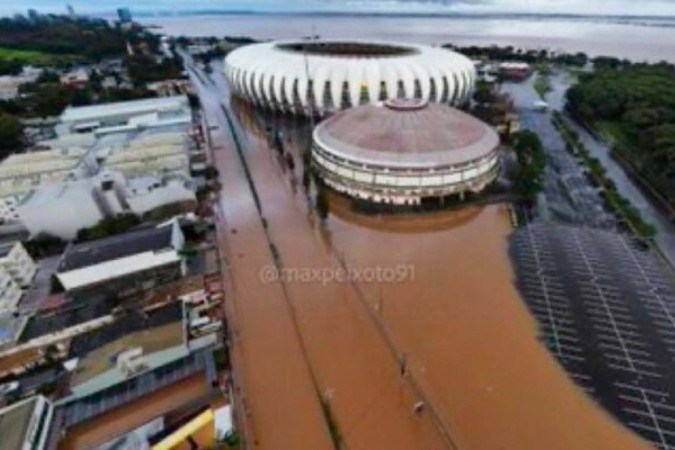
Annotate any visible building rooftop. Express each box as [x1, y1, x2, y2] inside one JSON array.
[[19, 295, 115, 343], [60, 96, 189, 124], [0, 396, 40, 450], [69, 302, 183, 359], [0, 241, 16, 259], [58, 226, 174, 273], [69, 303, 185, 387], [0, 149, 84, 180], [314, 99, 499, 168]]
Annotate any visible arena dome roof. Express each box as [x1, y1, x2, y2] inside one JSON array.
[[313, 99, 499, 169], [224, 40, 476, 116]]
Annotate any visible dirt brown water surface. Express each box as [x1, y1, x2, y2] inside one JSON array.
[[230, 100, 651, 449], [234, 122, 455, 450], [325, 199, 650, 450], [189, 64, 335, 450], [207, 132, 334, 450], [212, 79, 651, 448]]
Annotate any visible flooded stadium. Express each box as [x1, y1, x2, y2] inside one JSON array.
[[187, 67, 650, 448]]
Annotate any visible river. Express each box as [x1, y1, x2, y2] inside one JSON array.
[[144, 13, 675, 62]]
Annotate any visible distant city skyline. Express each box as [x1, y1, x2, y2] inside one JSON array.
[[4, 0, 675, 17]]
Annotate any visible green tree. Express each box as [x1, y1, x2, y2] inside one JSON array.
[[0, 113, 23, 152], [511, 131, 546, 205]]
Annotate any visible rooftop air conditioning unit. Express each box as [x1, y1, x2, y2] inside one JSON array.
[[116, 347, 147, 377]]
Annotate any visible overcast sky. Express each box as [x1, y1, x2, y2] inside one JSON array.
[[3, 0, 675, 16]]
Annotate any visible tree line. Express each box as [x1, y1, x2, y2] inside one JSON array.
[[566, 61, 675, 205]]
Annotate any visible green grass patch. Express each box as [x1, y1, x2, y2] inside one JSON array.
[[0, 46, 80, 66], [534, 73, 552, 99]]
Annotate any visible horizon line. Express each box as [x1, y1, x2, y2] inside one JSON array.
[[3, 9, 675, 21]]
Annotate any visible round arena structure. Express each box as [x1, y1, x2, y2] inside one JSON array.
[[312, 99, 500, 205], [224, 40, 476, 116]]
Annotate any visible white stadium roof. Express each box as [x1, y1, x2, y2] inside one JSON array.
[[224, 40, 476, 116]]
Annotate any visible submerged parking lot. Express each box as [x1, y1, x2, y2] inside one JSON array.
[[512, 222, 675, 449]]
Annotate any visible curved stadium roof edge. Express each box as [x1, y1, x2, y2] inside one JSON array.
[[224, 39, 477, 116]]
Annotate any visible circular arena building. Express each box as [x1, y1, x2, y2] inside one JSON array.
[[312, 99, 500, 205], [224, 40, 476, 116]]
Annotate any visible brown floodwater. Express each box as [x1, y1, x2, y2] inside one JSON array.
[[239, 126, 455, 450], [326, 201, 650, 449], [200, 89, 335, 449], [223, 97, 650, 449]]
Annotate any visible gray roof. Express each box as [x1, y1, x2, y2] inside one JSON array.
[[0, 396, 39, 450], [60, 96, 188, 123], [0, 242, 15, 258], [58, 226, 174, 273], [0, 230, 29, 251]]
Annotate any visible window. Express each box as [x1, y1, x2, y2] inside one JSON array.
[[451, 73, 461, 103], [359, 84, 369, 105], [291, 78, 302, 110], [429, 78, 437, 102], [307, 79, 317, 113], [441, 76, 449, 103], [379, 81, 388, 100], [397, 80, 405, 98], [323, 80, 334, 111], [278, 77, 290, 108], [413, 79, 422, 99], [268, 76, 277, 105], [258, 75, 268, 106], [340, 81, 351, 109]]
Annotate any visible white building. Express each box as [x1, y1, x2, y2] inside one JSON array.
[[312, 99, 500, 205], [0, 148, 88, 223], [224, 40, 476, 116], [0, 97, 197, 229], [58, 96, 191, 136], [56, 221, 186, 294], [101, 131, 191, 177], [0, 395, 54, 450], [0, 241, 37, 288], [18, 171, 196, 241], [0, 67, 41, 100], [0, 268, 22, 316], [60, 68, 89, 87]]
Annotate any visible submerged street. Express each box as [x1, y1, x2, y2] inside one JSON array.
[[187, 56, 651, 449]]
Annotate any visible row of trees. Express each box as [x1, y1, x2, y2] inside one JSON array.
[[0, 59, 23, 76], [566, 62, 675, 203], [512, 130, 546, 206], [0, 15, 128, 60], [448, 44, 589, 67], [0, 113, 23, 157], [125, 53, 184, 86], [552, 112, 656, 238]]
